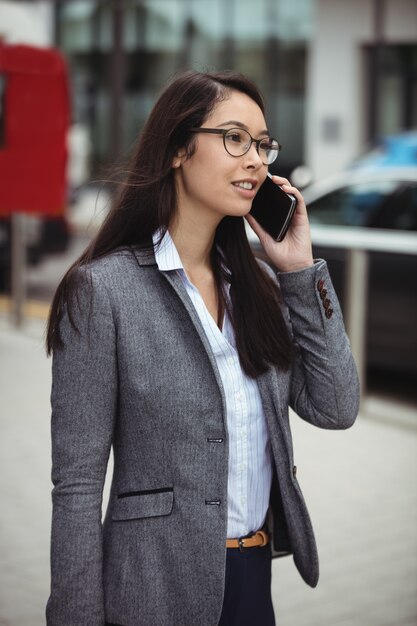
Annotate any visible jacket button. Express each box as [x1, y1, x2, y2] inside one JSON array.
[[323, 298, 331, 309], [319, 288, 327, 300], [325, 308, 333, 319], [317, 279, 324, 291], [292, 465, 297, 478]]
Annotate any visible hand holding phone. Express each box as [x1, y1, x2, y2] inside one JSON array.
[[249, 172, 297, 241]]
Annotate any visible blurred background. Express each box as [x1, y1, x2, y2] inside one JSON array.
[[0, 1, 416, 625]]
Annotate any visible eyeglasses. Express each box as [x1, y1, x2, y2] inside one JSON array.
[[189, 127, 281, 165]]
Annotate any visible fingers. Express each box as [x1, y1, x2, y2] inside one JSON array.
[[270, 175, 290, 186], [245, 213, 270, 243], [270, 175, 307, 216]]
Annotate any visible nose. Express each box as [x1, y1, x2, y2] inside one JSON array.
[[244, 141, 264, 169]]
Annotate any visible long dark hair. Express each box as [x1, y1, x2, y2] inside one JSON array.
[[46, 70, 293, 376]]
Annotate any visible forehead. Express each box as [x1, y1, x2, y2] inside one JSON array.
[[206, 90, 267, 131]]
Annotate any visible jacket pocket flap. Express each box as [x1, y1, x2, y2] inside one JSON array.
[[112, 488, 174, 521]]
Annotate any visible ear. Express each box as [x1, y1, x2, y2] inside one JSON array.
[[171, 150, 187, 169]]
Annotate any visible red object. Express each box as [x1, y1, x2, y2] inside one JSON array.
[[0, 42, 70, 217]]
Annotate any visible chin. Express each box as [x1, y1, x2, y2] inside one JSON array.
[[232, 205, 253, 218], [225, 200, 253, 215]]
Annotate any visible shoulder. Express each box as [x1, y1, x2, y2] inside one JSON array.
[[87, 246, 140, 277], [67, 246, 159, 314], [79, 246, 156, 286]]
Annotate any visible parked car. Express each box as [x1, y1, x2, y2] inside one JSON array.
[[351, 131, 417, 171], [248, 167, 417, 401], [303, 166, 417, 230]]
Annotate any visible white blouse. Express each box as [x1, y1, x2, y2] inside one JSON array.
[[153, 230, 273, 538]]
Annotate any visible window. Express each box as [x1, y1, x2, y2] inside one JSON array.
[[366, 45, 417, 140], [56, 0, 313, 169], [308, 181, 398, 227], [370, 183, 417, 231], [308, 180, 417, 231]]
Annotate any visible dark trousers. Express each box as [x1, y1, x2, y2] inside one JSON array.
[[218, 545, 276, 626]]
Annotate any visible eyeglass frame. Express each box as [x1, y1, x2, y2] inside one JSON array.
[[188, 127, 282, 165]]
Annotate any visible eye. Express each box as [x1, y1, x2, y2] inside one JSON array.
[[260, 138, 280, 158], [225, 130, 245, 144], [260, 138, 274, 151]]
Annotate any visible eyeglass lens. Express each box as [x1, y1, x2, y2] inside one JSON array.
[[224, 128, 279, 164]]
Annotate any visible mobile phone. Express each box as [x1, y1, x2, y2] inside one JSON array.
[[249, 172, 297, 241]]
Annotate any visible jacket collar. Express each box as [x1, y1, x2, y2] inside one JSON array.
[[131, 230, 183, 269], [130, 244, 157, 266]]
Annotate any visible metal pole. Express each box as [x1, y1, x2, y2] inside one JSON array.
[[344, 248, 369, 398], [53, 0, 63, 47], [11, 213, 26, 327], [264, 0, 280, 133], [222, 0, 235, 67], [368, 0, 385, 141], [110, 0, 126, 160]]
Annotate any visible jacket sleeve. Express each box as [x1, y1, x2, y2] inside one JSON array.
[[46, 268, 118, 625], [278, 260, 360, 430]]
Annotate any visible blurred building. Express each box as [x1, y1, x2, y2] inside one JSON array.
[[0, 0, 53, 46], [1, 0, 416, 180], [54, 0, 313, 176], [309, 0, 417, 179]]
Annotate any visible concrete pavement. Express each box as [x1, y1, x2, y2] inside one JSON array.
[[0, 315, 416, 626]]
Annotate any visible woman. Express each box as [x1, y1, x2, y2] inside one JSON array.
[[46, 70, 359, 626]]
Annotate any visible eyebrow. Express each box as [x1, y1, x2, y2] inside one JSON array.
[[215, 120, 270, 136]]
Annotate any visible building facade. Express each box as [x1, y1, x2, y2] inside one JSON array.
[[308, 0, 417, 179], [1, 0, 416, 181], [54, 0, 313, 175]]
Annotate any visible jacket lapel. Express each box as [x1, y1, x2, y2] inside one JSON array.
[[132, 245, 228, 431]]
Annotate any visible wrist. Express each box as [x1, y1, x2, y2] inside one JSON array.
[[277, 258, 314, 273]]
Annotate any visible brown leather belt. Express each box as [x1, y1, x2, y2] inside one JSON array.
[[226, 529, 269, 551]]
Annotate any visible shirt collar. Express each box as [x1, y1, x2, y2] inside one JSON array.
[[152, 228, 232, 286], [152, 229, 184, 272]]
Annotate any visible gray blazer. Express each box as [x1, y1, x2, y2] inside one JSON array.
[[46, 246, 359, 626]]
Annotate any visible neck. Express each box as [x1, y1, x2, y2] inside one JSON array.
[[169, 211, 221, 272]]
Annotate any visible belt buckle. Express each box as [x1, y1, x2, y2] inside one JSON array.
[[237, 531, 254, 553]]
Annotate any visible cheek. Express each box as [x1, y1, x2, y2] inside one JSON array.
[[184, 153, 223, 189], [180, 166, 210, 203], [180, 142, 237, 201]]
